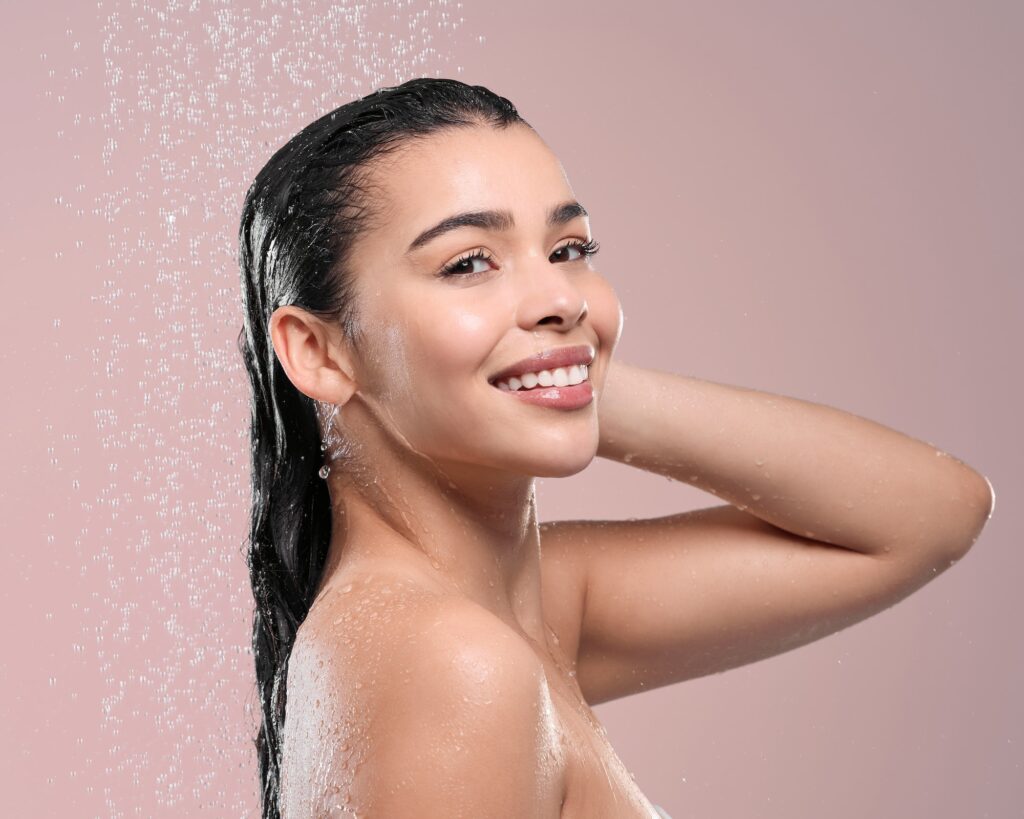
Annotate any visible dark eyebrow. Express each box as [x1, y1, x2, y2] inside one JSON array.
[[405, 200, 589, 255]]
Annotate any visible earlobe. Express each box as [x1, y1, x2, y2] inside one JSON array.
[[269, 305, 358, 406], [318, 362, 359, 406]]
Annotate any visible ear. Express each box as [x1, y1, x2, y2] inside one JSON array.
[[268, 305, 358, 405]]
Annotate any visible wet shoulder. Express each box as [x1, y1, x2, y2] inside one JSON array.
[[281, 571, 564, 817], [292, 568, 545, 710]]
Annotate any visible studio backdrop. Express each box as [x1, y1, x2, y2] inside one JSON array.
[[3, 1, 1019, 816]]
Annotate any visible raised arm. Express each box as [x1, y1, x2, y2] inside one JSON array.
[[542, 359, 993, 705], [596, 359, 993, 556]]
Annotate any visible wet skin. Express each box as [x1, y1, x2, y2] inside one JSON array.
[[269, 123, 661, 816]]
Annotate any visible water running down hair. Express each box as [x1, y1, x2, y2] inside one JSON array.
[[236, 77, 529, 819]]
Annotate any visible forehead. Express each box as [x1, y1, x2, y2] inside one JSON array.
[[366, 124, 573, 237]]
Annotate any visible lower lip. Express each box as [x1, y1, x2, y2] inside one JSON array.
[[491, 379, 594, 410]]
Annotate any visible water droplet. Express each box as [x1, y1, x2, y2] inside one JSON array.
[[318, 464, 331, 478]]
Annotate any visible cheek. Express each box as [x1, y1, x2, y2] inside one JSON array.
[[395, 300, 499, 393], [394, 305, 501, 453], [376, 323, 415, 400], [587, 278, 624, 353]]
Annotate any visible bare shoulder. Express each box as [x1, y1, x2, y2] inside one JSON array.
[[281, 573, 566, 818]]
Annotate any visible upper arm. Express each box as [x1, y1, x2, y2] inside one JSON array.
[[283, 595, 566, 819], [545, 504, 969, 706]]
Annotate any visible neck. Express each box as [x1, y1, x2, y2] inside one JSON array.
[[315, 451, 548, 644]]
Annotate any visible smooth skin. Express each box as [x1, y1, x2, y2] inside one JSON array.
[[268, 122, 994, 818]]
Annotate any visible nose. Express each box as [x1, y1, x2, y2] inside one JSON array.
[[514, 261, 589, 331]]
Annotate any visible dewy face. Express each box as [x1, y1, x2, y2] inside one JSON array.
[[345, 122, 623, 480]]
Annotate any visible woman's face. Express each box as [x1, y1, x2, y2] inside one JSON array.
[[343, 123, 622, 479]]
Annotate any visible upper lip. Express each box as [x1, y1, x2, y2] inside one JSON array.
[[488, 344, 596, 384]]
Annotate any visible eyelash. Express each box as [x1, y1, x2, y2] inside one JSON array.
[[437, 237, 602, 278]]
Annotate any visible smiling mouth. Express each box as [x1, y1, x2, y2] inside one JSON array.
[[490, 363, 590, 392]]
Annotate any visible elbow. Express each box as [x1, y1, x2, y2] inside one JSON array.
[[944, 469, 995, 558]]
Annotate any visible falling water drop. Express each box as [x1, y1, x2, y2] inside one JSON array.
[[43, 1, 524, 812]]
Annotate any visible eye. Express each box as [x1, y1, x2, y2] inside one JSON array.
[[436, 237, 602, 279], [437, 247, 494, 278], [551, 237, 601, 263]]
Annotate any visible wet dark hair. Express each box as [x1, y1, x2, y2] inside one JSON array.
[[236, 77, 529, 818]]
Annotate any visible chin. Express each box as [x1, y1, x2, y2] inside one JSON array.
[[524, 442, 598, 479], [532, 460, 594, 479]]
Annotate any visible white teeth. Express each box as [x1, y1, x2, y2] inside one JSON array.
[[494, 364, 589, 392]]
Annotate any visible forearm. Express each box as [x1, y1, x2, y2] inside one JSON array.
[[596, 358, 994, 557]]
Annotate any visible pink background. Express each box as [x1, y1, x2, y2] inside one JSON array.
[[3, 1, 1019, 816]]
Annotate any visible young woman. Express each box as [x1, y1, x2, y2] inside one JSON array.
[[237, 78, 994, 819]]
